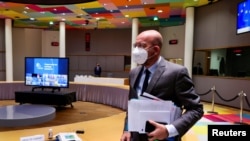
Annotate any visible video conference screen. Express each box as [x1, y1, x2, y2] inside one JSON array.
[[25, 57, 69, 88], [237, 0, 250, 34]]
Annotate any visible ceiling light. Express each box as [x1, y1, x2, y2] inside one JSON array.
[[157, 10, 163, 13], [153, 16, 158, 21]]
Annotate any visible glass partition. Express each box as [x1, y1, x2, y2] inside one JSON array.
[[193, 46, 250, 77]]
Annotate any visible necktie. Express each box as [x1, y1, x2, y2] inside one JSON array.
[[141, 69, 150, 95]]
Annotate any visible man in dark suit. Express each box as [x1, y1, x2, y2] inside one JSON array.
[[192, 62, 203, 75], [120, 30, 204, 141], [94, 63, 102, 77]]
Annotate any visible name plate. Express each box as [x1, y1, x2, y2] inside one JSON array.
[[20, 134, 45, 141]]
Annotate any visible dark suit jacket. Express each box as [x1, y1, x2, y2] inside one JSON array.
[[124, 58, 204, 141], [94, 66, 102, 76]]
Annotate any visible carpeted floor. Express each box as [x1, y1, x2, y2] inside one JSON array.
[[203, 113, 250, 123], [182, 105, 250, 141]]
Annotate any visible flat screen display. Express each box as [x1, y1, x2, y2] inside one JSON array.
[[237, 0, 250, 34], [25, 57, 69, 88]]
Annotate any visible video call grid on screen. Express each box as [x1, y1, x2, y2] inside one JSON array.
[[25, 57, 69, 88]]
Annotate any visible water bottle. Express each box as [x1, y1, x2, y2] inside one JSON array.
[[48, 128, 53, 139]]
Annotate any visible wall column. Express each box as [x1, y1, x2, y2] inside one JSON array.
[[131, 18, 139, 69], [59, 21, 66, 57], [184, 7, 195, 77], [5, 18, 13, 81]]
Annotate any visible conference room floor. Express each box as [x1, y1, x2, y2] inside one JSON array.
[[0, 100, 249, 141]]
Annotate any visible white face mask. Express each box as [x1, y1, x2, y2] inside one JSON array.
[[132, 47, 148, 64]]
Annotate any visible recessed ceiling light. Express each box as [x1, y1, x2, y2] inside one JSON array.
[[153, 16, 158, 21], [158, 10, 163, 13]]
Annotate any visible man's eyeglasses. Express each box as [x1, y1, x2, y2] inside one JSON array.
[[133, 42, 152, 48]]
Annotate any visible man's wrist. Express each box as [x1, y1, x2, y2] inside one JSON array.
[[165, 124, 179, 137]]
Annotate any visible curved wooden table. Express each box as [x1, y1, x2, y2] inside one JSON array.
[[0, 81, 129, 141], [0, 81, 128, 141]]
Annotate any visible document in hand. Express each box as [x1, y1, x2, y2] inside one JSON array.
[[128, 96, 182, 133]]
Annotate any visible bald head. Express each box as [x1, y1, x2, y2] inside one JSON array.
[[137, 30, 163, 48]]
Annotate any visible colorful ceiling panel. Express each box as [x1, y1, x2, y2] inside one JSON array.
[[0, 0, 219, 30]]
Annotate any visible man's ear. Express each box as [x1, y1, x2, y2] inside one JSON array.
[[154, 45, 161, 54]]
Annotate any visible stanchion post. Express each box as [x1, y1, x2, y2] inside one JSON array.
[[207, 85, 218, 114], [235, 91, 248, 125]]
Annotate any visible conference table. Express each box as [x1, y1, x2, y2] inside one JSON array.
[[0, 81, 129, 141]]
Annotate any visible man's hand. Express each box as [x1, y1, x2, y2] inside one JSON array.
[[147, 120, 169, 141], [120, 131, 131, 141]]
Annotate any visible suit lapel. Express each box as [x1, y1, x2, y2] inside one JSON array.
[[146, 59, 167, 93], [130, 66, 143, 88]]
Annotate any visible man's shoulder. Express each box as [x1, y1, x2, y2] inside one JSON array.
[[161, 59, 185, 69]]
